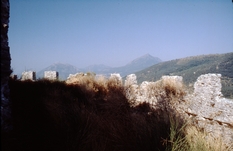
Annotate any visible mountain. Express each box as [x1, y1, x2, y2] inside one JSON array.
[[134, 52, 233, 98], [85, 54, 162, 77], [125, 54, 162, 70], [37, 63, 80, 80], [117, 54, 162, 76], [82, 64, 112, 75], [37, 54, 162, 80]]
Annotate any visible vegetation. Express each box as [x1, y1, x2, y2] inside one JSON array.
[[1, 76, 232, 150], [135, 52, 233, 98]]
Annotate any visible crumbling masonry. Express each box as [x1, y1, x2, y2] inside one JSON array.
[[1, 0, 12, 132]]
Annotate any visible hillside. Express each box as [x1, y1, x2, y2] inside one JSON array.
[[135, 52, 233, 98]]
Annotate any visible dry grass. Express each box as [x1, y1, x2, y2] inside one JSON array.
[[161, 77, 186, 98], [1, 76, 230, 151], [185, 126, 233, 151], [3, 77, 175, 150], [164, 118, 233, 151]]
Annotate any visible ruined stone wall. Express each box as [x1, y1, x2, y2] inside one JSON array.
[[64, 71, 233, 147], [44, 71, 59, 80], [1, 0, 12, 131], [185, 74, 233, 147], [124, 73, 233, 148], [21, 71, 36, 81]]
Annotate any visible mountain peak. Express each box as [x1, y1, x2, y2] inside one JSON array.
[[142, 53, 152, 57], [125, 54, 162, 71], [127, 54, 162, 65], [135, 54, 151, 59]]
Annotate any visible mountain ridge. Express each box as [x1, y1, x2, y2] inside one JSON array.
[[134, 52, 233, 98], [37, 54, 161, 80]]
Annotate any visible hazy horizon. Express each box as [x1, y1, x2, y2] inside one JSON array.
[[9, 0, 233, 75]]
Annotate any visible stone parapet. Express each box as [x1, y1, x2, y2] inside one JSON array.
[[21, 71, 36, 81], [44, 71, 59, 80]]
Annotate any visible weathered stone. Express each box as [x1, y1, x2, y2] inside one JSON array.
[[123, 73, 233, 148], [1, 0, 12, 132], [184, 74, 233, 148], [21, 71, 36, 81], [188, 74, 231, 122], [44, 71, 59, 80], [193, 73, 222, 103]]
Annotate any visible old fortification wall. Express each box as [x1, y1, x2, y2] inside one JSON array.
[[15, 71, 59, 81], [44, 71, 59, 80], [21, 71, 36, 81], [185, 74, 233, 147], [123, 73, 233, 148], [1, 0, 12, 132], [3, 0, 231, 148], [66, 73, 232, 147], [12, 69, 233, 147]]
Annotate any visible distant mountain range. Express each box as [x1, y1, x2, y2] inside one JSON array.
[[134, 52, 233, 98], [25, 52, 233, 98], [37, 54, 162, 80]]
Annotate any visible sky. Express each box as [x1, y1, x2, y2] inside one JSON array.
[[9, 0, 233, 75]]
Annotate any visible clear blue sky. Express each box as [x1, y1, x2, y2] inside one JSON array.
[[9, 0, 233, 75]]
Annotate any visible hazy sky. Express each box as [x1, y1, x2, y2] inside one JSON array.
[[9, 0, 233, 75]]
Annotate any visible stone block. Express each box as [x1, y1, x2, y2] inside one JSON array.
[[44, 71, 59, 80], [10, 74, 17, 80], [21, 71, 36, 81]]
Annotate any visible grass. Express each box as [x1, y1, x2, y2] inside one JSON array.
[[164, 117, 233, 151], [185, 126, 233, 151], [1, 75, 232, 150]]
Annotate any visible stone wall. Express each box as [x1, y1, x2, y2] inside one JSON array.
[[1, 0, 12, 132], [21, 71, 36, 81], [44, 71, 59, 80], [66, 71, 232, 147], [124, 73, 233, 148], [18, 71, 59, 80], [185, 74, 233, 147]]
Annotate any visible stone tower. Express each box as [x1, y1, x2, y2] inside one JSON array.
[[1, 0, 12, 132]]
